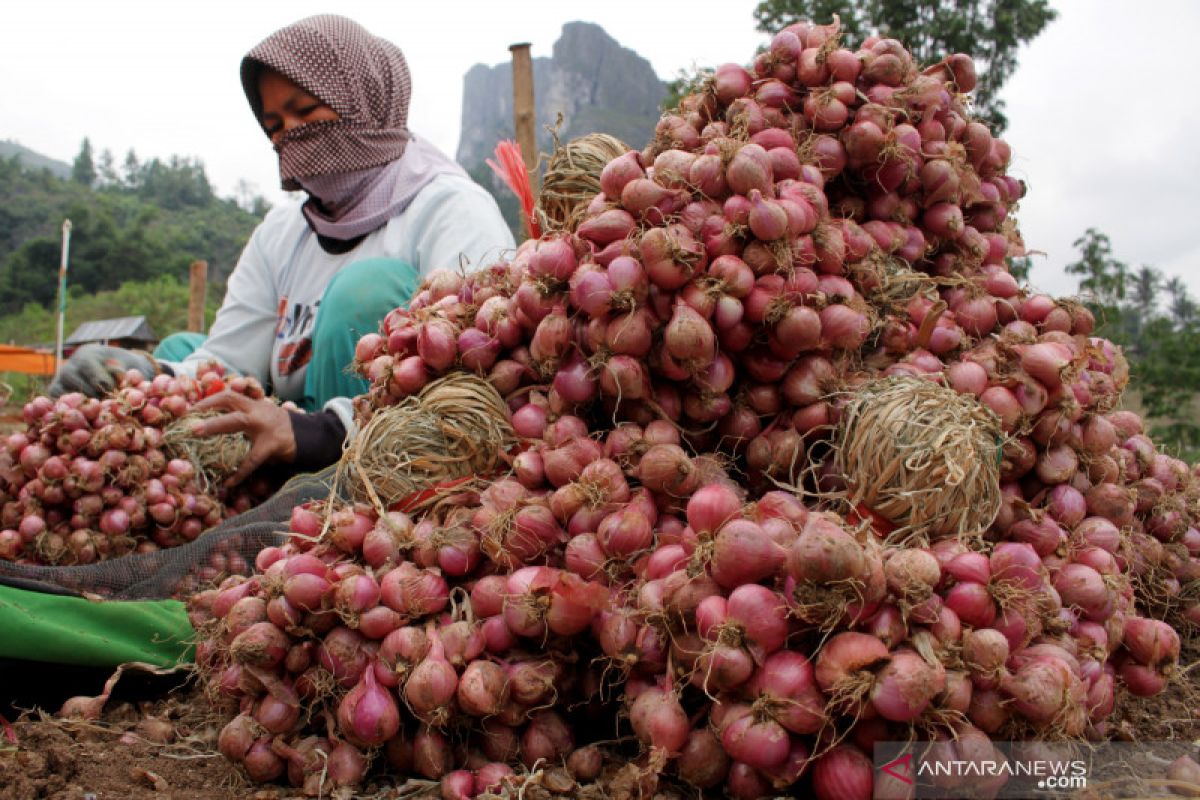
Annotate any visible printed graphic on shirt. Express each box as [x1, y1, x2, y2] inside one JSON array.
[[275, 296, 321, 376]]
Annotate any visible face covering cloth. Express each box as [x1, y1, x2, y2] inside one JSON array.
[[241, 14, 466, 239]]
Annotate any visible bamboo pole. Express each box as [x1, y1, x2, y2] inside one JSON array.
[[509, 43, 537, 229], [53, 219, 72, 376], [187, 260, 208, 333]]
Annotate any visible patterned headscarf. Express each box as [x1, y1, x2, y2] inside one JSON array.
[[241, 14, 412, 190], [241, 15, 467, 240]]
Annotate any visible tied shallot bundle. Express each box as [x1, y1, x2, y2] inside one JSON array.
[[336, 372, 515, 510], [190, 16, 1200, 800], [831, 376, 1003, 543]]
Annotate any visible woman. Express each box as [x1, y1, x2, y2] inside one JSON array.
[[51, 15, 514, 484]]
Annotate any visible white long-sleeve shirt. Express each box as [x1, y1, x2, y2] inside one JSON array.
[[163, 173, 514, 431]]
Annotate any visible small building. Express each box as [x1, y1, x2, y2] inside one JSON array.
[[64, 316, 158, 356]]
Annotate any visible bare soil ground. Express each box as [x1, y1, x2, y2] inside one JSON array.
[[0, 660, 1197, 800], [0, 407, 23, 435], [0, 684, 245, 800]]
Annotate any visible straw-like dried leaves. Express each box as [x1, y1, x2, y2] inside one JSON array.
[[338, 372, 515, 512], [832, 375, 1003, 543]]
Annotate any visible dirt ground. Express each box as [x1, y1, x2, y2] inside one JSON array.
[[0, 407, 22, 435], [0, 661, 1196, 800], [0, 685, 246, 800], [1111, 663, 1200, 745], [1093, 648, 1200, 799]]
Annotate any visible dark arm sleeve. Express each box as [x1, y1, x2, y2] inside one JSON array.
[[287, 409, 347, 472]]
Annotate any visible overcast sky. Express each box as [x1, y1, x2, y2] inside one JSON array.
[[2, 0, 1195, 300]]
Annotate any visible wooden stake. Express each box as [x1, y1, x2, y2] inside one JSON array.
[[188, 260, 208, 333], [53, 219, 72, 376], [509, 42, 537, 236]]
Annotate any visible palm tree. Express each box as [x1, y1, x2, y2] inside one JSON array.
[[1131, 266, 1161, 317], [1124, 265, 1162, 349], [1165, 276, 1196, 328]]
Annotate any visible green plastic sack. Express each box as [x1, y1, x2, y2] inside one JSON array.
[[0, 585, 194, 668]]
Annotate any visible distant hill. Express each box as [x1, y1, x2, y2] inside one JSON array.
[[456, 22, 667, 235], [0, 151, 262, 323], [0, 140, 71, 179]]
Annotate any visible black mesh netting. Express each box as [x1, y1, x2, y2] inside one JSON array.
[[0, 468, 338, 601]]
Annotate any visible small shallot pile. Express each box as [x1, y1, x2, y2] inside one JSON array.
[[195, 19, 1197, 800], [0, 365, 271, 567]]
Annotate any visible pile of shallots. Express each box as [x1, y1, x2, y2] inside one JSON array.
[[0, 365, 270, 568], [195, 18, 1197, 800]]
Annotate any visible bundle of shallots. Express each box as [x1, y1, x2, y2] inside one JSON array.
[[0, 365, 270, 566]]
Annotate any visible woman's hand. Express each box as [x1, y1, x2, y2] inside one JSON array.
[[49, 345, 158, 398], [190, 391, 297, 486]]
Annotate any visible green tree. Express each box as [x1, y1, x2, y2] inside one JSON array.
[[1007, 254, 1033, 283], [1122, 264, 1161, 351], [0, 274, 222, 347], [1067, 230, 1200, 462], [96, 148, 118, 186], [250, 195, 272, 217], [1065, 227, 1126, 308], [1165, 276, 1196, 328], [134, 156, 214, 209], [663, 65, 714, 111], [0, 147, 262, 314], [751, 0, 1057, 131], [1130, 266, 1161, 319], [1135, 313, 1200, 460], [2, 237, 61, 309], [122, 149, 141, 190], [71, 138, 96, 186]]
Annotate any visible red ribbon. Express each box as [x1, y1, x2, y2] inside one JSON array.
[[486, 140, 541, 239], [848, 502, 898, 536], [0, 712, 16, 745], [389, 476, 474, 513]]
